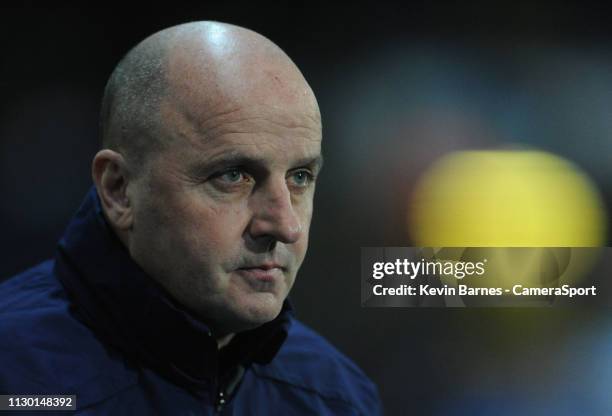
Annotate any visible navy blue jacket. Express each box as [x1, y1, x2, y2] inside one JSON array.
[[0, 188, 382, 415]]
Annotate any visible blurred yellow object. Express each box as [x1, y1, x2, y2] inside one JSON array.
[[409, 150, 607, 247], [409, 150, 607, 293]]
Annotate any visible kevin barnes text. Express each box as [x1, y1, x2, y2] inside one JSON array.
[[372, 284, 597, 298]]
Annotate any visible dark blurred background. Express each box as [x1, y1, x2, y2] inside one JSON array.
[[1, 3, 612, 415]]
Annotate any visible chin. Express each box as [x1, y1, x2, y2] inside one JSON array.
[[235, 297, 284, 330]]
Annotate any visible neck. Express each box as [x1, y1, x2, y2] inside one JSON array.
[[216, 333, 235, 349]]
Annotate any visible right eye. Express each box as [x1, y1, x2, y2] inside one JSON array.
[[218, 169, 246, 183], [209, 168, 253, 191]]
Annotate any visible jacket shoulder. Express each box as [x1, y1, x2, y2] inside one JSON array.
[[0, 261, 136, 406], [252, 319, 382, 415]]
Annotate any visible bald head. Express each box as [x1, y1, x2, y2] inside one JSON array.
[[99, 21, 320, 171]]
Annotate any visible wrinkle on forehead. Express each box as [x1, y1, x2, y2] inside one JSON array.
[[158, 110, 321, 173], [163, 102, 321, 144]]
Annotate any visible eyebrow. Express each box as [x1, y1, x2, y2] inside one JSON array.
[[297, 154, 324, 172], [188, 152, 324, 178]]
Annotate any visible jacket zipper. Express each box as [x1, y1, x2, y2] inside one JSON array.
[[215, 389, 226, 414], [214, 364, 245, 414]]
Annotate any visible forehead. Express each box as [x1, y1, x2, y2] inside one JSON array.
[[160, 101, 322, 169]]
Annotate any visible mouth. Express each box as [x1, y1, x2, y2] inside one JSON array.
[[236, 263, 285, 283]]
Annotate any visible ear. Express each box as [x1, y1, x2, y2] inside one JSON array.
[[92, 149, 134, 231]]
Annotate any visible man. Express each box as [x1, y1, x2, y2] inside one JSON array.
[[0, 21, 381, 414]]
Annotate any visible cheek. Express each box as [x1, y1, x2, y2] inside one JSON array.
[[292, 215, 311, 266], [297, 200, 314, 239], [173, 200, 248, 261], [297, 232, 310, 259]]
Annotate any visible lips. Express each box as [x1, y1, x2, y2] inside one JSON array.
[[236, 263, 284, 282], [247, 263, 282, 271]]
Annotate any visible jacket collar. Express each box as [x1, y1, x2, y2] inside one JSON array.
[[54, 186, 291, 394]]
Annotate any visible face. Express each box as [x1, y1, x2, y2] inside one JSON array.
[[127, 98, 322, 336]]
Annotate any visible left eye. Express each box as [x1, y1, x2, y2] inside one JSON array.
[[289, 170, 313, 187]]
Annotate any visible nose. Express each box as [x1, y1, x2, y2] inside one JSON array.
[[247, 178, 302, 246]]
